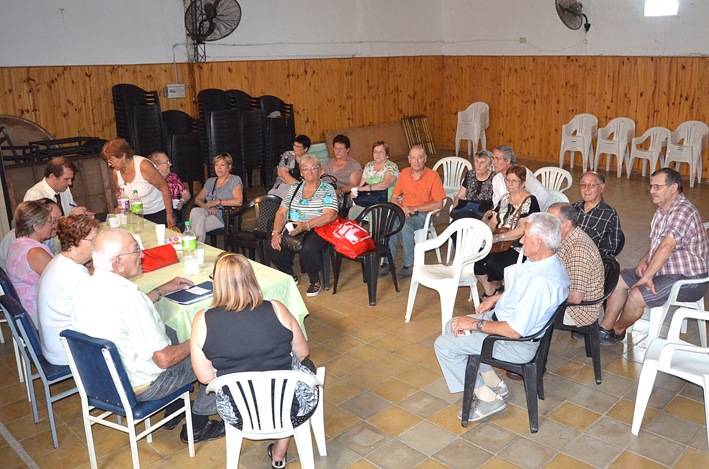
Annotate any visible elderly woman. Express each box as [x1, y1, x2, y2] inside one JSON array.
[[6, 200, 61, 324], [148, 151, 191, 210], [349, 141, 399, 219], [269, 135, 311, 199], [191, 253, 314, 469], [323, 135, 362, 215], [36, 214, 100, 365], [475, 165, 540, 298], [451, 150, 496, 220], [189, 153, 243, 243], [267, 154, 338, 297], [102, 138, 176, 229]]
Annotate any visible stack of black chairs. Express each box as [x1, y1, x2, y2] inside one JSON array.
[[162, 110, 204, 194], [228, 90, 266, 187], [197, 89, 243, 180], [260, 95, 296, 188], [112, 84, 164, 156]]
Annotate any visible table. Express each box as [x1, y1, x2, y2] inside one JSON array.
[[108, 220, 310, 342]]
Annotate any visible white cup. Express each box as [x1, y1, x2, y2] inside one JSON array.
[[155, 224, 166, 245], [285, 222, 295, 232], [172, 199, 180, 209], [118, 213, 128, 225], [108, 216, 119, 228], [351, 187, 358, 197], [196, 248, 205, 264], [184, 258, 200, 276]]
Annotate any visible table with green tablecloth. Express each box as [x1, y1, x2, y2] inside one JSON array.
[[108, 220, 309, 342]]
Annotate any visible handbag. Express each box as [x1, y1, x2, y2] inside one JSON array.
[[280, 182, 307, 252], [314, 217, 376, 259], [141, 244, 180, 273], [353, 189, 388, 207], [489, 196, 529, 254], [450, 199, 492, 221]]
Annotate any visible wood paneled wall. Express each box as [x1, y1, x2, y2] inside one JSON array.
[[1, 55, 708, 176]]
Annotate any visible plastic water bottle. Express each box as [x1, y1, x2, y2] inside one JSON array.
[[117, 185, 130, 227], [182, 221, 199, 275], [130, 190, 144, 233]]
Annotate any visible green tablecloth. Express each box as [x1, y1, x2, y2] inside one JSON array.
[[109, 220, 309, 342]]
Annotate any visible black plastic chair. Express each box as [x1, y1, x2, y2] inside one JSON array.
[[207, 185, 248, 248], [163, 110, 204, 194], [613, 230, 625, 257], [331, 202, 405, 306], [224, 194, 281, 263], [461, 301, 568, 433], [197, 89, 232, 174], [112, 84, 163, 154], [209, 109, 245, 180], [556, 257, 620, 384]]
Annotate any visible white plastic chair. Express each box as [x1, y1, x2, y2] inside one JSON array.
[[541, 189, 570, 212], [534, 167, 572, 193], [206, 368, 327, 469], [664, 121, 709, 188], [645, 276, 708, 348], [559, 113, 598, 172], [414, 209, 442, 263], [626, 127, 670, 178], [593, 117, 635, 178], [632, 308, 709, 447], [433, 156, 472, 202], [405, 218, 493, 333], [455, 102, 489, 156]]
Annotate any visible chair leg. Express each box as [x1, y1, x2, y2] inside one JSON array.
[[631, 360, 659, 436], [183, 393, 195, 457], [45, 383, 59, 448], [127, 417, 141, 469], [81, 402, 99, 469], [321, 248, 330, 291], [225, 424, 243, 469], [332, 253, 342, 295], [293, 421, 316, 469], [647, 306, 665, 342], [365, 255, 378, 306], [440, 292, 457, 335], [588, 324, 602, 385], [703, 375, 709, 449], [698, 318, 707, 348], [522, 364, 540, 433], [312, 397, 327, 456], [461, 355, 482, 428], [145, 417, 152, 443], [25, 357, 39, 423], [388, 253, 400, 293], [404, 280, 420, 323]]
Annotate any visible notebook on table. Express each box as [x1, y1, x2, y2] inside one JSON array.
[[163, 281, 214, 305]]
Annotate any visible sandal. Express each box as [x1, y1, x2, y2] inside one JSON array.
[[268, 443, 286, 469]]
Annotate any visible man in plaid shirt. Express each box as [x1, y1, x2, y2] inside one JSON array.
[[598, 168, 709, 345], [572, 172, 623, 258]]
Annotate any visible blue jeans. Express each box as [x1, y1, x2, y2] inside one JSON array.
[[387, 211, 427, 267]]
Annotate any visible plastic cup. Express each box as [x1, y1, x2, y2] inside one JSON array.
[[173, 199, 180, 209], [197, 248, 205, 264], [108, 216, 119, 228], [155, 224, 166, 245], [351, 187, 358, 197], [184, 258, 199, 276], [118, 213, 128, 225]]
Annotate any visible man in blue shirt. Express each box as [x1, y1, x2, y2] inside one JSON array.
[[435, 213, 570, 423]]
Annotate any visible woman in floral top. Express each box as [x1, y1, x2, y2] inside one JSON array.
[[268, 135, 311, 199], [349, 141, 399, 219], [268, 155, 338, 297]]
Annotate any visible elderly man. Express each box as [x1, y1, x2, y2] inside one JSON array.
[[572, 171, 623, 258], [490, 145, 549, 209], [548, 203, 604, 327], [379, 146, 446, 278], [434, 213, 569, 422], [71, 229, 225, 443], [24, 157, 90, 216], [599, 168, 709, 345]]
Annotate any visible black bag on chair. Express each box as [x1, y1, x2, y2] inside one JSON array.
[[353, 189, 388, 207], [450, 199, 493, 221]]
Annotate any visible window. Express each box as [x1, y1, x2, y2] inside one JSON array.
[[644, 0, 679, 17]]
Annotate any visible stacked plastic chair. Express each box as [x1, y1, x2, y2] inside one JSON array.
[[112, 84, 164, 155], [162, 110, 204, 194], [455, 102, 489, 156], [197, 89, 243, 180], [260, 95, 296, 188], [228, 90, 266, 187]]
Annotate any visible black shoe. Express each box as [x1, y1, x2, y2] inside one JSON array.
[[570, 331, 586, 342], [398, 265, 413, 278], [268, 443, 286, 469], [180, 419, 226, 444], [599, 326, 626, 346], [378, 263, 391, 277], [163, 402, 192, 431], [291, 274, 299, 285], [306, 282, 322, 297]]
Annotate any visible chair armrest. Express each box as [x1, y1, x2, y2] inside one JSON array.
[[561, 123, 574, 136], [667, 307, 709, 340], [666, 276, 709, 307], [598, 126, 611, 140], [654, 340, 709, 369]]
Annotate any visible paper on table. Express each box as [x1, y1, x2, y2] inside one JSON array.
[[186, 286, 210, 295]]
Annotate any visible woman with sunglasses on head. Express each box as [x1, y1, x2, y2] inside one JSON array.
[[191, 253, 316, 469], [474, 165, 540, 298], [189, 153, 244, 242]]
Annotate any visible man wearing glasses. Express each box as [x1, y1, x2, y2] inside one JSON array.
[[71, 229, 227, 443], [598, 168, 709, 345], [572, 171, 623, 258], [490, 146, 549, 209]]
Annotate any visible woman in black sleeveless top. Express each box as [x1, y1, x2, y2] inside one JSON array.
[[191, 253, 310, 468]]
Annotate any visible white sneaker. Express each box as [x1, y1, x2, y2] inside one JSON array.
[[457, 395, 507, 423]]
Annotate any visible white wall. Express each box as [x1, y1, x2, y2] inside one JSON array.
[[0, 0, 706, 67]]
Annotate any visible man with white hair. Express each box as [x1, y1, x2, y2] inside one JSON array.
[[434, 213, 569, 423], [71, 229, 225, 443]]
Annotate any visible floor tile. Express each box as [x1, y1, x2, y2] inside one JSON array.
[[461, 421, 518, 453], [563, 435, 624, 468], [586, 371, 636, 398], [321, 354, 366, 379], [432, 438, 493, 469], [497, 437, 556, 469], [606, 398, 659, 428], [312, 439, 361, 469], [370, 378, 418, 403], [370, 354, 417, 376], [399, 421, 457, 456], [645, 413, 702, 445], [674, 447, 709, 469], [585, 416, 635, 448], [335, 422, 392, 456], [485, 403, 533, 435], [663, 395, 706, 425], [366, 439, 427, 469], [543, 453, 596, 469], [689, 428, 709, 454], [397, 391, 449, 419], [567, 386, 620, 414], [554, 361, 595, 384], [428, 406, 474, 436], [414, 459, 452, 469], [422, 379, 462, 404], [543, 374, 585, 400], [366, 405, 422, 437], [607, 450, 667, 469], [626, 430, 686, 466], [623, 383, 676, 410], [521, 418, 580, 451], [604, 358, 644, 381], [547, 402, 601, 431], [346, 344, 390, 364], [337, 367, 391, 391], [323, 406, 361, 438], [340, 392, 392, 420]]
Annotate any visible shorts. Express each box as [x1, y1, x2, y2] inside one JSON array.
[[620, 269, 709, 308]]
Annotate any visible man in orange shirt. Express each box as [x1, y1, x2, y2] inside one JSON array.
[[380, 146, 446, 278]]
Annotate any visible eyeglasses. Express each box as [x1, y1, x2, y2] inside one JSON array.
[[49, 216, 61, 225], [333, 146, 347, 152], [579, 183, 602, 189], [504, 178, 522, 184], [208, 273, 214, 280], [155, 161, 171, 166], [648, 184, 669, 191], [492, 156, 504, 162], [117, 247, 141, 258], [301, 166, 319, 172]]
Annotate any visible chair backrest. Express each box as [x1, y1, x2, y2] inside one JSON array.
[[673, 121, 709, 149], [206, 370, 320, 436], [570, 113, 598, 138], [459, 102, 489, 127], [543, 189, 570, 211], [230, 194, 282, 235], [601, 117, 634, 141], [0, 266, 20, 302], [357, 202, 406, 249], [432, 157, 472, 191], [60, 330, 138, 415], [436, 218, 493, 270], [635, 126, 670, 151], [0, 294, 29, 354], [534, 167, 572, 192]]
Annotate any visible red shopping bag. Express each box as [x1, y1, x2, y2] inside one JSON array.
[[315, 218, 376, 259]]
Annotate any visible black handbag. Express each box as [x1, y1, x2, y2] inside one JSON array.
[[353, 189, 388, 207], [280, 182, 308, 252], [450, 199, 493, 221]]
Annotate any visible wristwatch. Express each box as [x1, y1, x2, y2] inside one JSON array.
[[156, 287, 163, 301], [477, 320, 484, 331]]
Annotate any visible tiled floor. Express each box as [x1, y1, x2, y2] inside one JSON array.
[[1, 150, 708, 469]]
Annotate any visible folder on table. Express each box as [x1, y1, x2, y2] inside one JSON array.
[[163, 281, 214, 305]]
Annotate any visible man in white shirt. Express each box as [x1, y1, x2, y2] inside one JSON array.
[[71, 228, 225, 443], [24, 157, 89, 216], [491, 146, 550, 209]]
